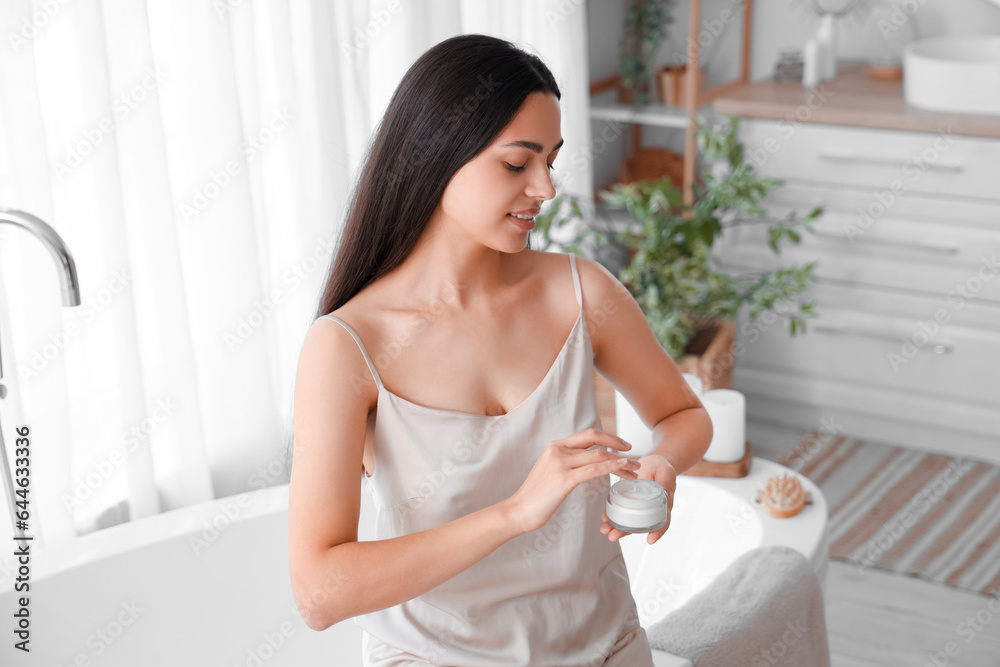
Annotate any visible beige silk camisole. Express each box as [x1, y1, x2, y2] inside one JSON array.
[[319, 253, 655, 666]]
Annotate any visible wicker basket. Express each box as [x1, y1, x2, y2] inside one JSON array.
[[616, 147, 686, 190], [677, 320, 734, 390]]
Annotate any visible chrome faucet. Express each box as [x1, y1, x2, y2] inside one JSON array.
[[0, 208, 80, 303], [0, 208, 81, 541], [0, 209, 81, 394]]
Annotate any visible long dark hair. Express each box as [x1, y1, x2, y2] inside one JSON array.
[[314, 33, 562, 319]]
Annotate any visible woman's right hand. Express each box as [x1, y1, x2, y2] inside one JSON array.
[[504, 428, 640, 534]]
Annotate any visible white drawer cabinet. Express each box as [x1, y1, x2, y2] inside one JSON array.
[[720, 196, 1000, 303], [739, 121, 1000, 201], [715, 119, 1000, 464], [738, 298, 1000, 410]]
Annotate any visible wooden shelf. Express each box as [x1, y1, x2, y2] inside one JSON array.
[[589, 0, 754, 204], [712, 61, 1000, 140], [588, 96, 718, 129], [589, 97, 688, 128]]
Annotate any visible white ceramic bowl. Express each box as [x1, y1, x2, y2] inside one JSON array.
[[904, 36, 1000, 115]]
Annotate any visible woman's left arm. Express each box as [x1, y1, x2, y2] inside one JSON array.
[[575, 257, 714, 543]]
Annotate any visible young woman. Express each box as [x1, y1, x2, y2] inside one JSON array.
[[289, 33, 712, 666]]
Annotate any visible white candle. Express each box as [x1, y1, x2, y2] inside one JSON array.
[[682, 373, 704, 397], [701, 389, 746, 463]]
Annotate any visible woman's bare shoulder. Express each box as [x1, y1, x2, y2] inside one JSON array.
[[303, 300, 380, 407], [521, 249, 621, 299]]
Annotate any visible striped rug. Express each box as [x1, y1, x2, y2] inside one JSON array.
[[776, 431, 1000, 598]]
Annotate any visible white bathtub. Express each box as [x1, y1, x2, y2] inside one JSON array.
[[0, 457, 826, 667]]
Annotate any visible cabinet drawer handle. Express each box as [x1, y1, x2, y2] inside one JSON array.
[[809, 228, 961, 255], [818, 151, 965, 174], [814, 323, 954, 354]]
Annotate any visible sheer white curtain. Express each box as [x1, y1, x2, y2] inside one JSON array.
[[0, 0, 589, 549]]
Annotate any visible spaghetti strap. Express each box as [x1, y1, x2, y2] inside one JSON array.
[[318, 314, 384, 390], [568, 253, 583, 309]]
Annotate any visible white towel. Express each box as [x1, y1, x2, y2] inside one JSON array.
[[646, 545, 831, 667]]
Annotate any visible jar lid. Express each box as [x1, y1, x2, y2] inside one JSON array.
[[609, 478, 666, 510]]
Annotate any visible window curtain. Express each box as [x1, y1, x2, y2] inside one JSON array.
[[0, 0, 590, 550]]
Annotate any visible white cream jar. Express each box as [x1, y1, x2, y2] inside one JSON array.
[[606, 478, 668, 533]]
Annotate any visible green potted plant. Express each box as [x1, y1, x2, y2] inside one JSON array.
[[617, 0, 674, 107], [534, 115, 823, 389]]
